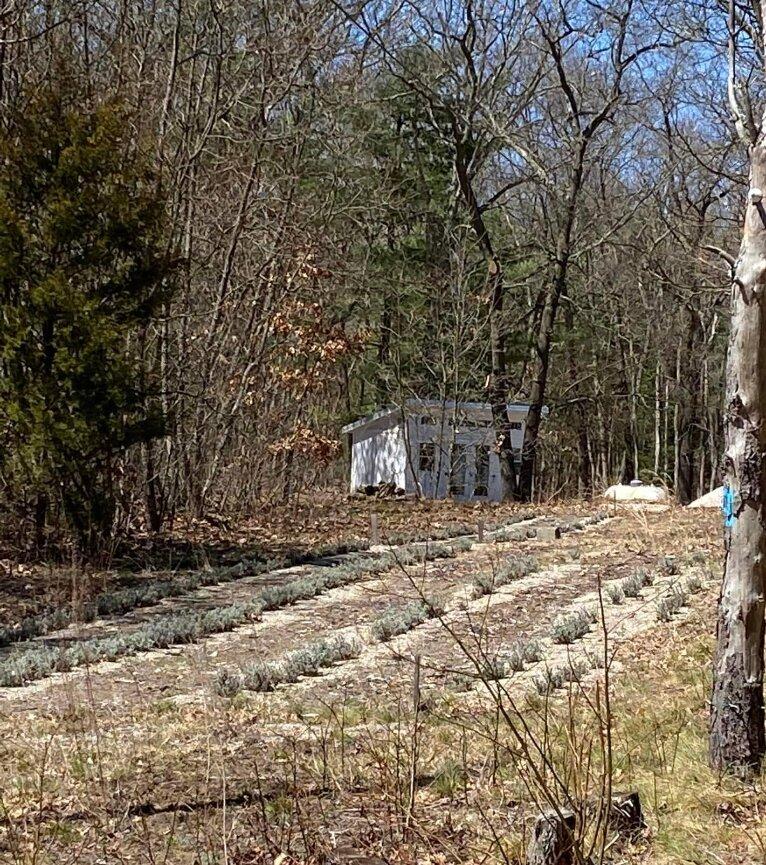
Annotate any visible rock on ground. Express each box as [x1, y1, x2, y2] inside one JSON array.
[[603, 484, 667, 503], [687, 486, 723, 509]]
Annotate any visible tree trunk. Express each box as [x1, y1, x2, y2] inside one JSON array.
[[34, 492, 47, 554], [526, 810, 577, 865], [564, 303, 591, 497], [654, 362, 662, 478], [144, 442, 163, 533], [453, 139, 516, 499], [677, 307, 702, 505], [519, 276, 563, 502], [519, 153, 585, 502], [710, 142, 766, 778]]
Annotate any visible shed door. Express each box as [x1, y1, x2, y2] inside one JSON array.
[[449, 444, 467, 499], [418, 442, 437, 497], [474, 444, 490, 498]]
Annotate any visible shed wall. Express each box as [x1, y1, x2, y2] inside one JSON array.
[[350, 414, 408, 491], [347, 405, 530, 501]]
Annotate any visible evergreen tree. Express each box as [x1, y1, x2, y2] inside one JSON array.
[[0, 82, 176, 558]]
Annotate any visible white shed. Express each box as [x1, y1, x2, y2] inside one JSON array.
[[341, 399, 544, 501]]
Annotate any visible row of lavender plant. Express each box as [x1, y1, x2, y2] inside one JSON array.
[[0, 513, 546, 650], [215, 554, 540, 696], [0, 540, 472, 688]]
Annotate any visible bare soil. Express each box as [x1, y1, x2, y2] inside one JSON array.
[[0, 503, 731, 865]]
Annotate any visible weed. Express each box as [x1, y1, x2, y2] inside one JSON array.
[[686, 573, 703, 595], [431, 759, 467, 800]]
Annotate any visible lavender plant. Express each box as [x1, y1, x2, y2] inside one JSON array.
[[550, 610, 591, 645], [606, 584, 624, 605], [621, 574, 643, 599]]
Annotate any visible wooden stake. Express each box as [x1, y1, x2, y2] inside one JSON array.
[[405, 652, 422, 836], [370, 512, 380, 546], [412, 652, 421, 712], [477, 519, 485, 542]]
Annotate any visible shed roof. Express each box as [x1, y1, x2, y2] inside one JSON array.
[[340, 399, 546, 435]]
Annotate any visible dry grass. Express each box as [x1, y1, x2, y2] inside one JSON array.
[[1, 505, 762, 864]]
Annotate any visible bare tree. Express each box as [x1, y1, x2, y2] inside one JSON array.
[[514, 0, 668, 500], [710, 0, 766, 778], [341, 0, 541, 499]]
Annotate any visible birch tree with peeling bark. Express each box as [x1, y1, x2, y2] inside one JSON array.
[[710, 0, 766, 778]]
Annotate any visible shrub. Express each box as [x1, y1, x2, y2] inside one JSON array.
[[670, 584, 688, 608], [621, 574, 643, 599], [507, 643, 526, 672], [236, 634, 362, 693], [215, 668, 244, 698], [533, 667, 564, 695], [656, 598, 673, 623], [0, 518, 478, 653], [523, 639, 544, 663], [242, 661, 278, 692], [0, 527, 471, 689], [686, 574, 703, 595], [371, 602, 429, 642], [478, 655, 508, 681], [656, 583, 688, 621], [551, 611, 591, 645], [637, 568, 654, 587], [561, 660, 589, 684], [423, 594, 447, 617], [472, 556, 536, 598], [606, 584, 624, 605], [585, 649, 604, 669], [507, 638, 543, 672], [472, 572, 496, 598]]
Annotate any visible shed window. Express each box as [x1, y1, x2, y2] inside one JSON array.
[[420, 414, 436, 426], [449, 444, 467, 495], [509, 421, 522, 430], [474, 445, 490, 497], [419, 442, 435, 472]]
